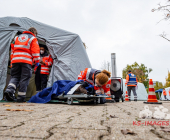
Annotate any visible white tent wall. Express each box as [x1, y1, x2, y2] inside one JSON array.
[[160, 87, 170, 100], [0, 29, 17, 100], [0, 17, 91, 99], [122, 79, 148, 100]]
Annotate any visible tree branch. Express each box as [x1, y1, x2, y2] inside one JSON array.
[[160, 34, 170, 42]]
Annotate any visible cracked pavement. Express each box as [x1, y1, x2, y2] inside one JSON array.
[[0, 101, 170, 140]]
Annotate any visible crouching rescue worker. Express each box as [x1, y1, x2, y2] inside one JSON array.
[[78, 68, 111, 104], [125, 70, 138, 101], [4, 27, 40, 102], [34, 46, 53, 92]]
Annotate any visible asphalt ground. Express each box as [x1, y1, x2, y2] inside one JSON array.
[[0, 101, 170, 140]]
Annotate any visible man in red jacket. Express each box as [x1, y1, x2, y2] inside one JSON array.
[[4, 27, 40, 102], [34, 45, 53, 92]]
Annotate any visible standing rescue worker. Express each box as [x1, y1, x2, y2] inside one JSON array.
[[125, 70, 138, 101], [78, 68, 111, 104], [4, 27, 40, 102], [163, 88, 167, 100], [34, 45, 53, 92]]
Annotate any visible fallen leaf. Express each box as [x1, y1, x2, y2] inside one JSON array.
[[160, 126, 170, 133], [6, 109, 33, 112], [121, 129, 137, 135], [110, 115, 118, 118], [127, 112, 131, 115], [3, 105, 11, 107]]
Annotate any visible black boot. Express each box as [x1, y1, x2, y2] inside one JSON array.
[[17, 95, 26, 102], [4, 90, 16, 101]]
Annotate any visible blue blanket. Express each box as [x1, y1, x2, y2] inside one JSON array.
[[28, 80, 83, 103]]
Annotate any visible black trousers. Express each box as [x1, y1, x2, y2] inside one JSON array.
[[6, 63, 32, 96], [164, 95, 167, 99], [127, 86, 137, 100], [35, 67, 48, 91]]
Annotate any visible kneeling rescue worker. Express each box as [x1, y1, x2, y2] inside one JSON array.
[[78, 68, 111, 104], [125, 70, 138, 101], [34, 45, 53, 92], [4, 27, 40, 102]]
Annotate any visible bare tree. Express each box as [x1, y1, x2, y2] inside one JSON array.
[[100, 60, 111, 72], [152, 0, 170, 41]]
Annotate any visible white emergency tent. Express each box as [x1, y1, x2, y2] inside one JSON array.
[[160, 87, 170, 100], [122, 79, 148, 100], [0, 16, 91, 100]]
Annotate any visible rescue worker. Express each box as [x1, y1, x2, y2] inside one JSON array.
[[4, 27, 40, 102], [78, 68, 111, 104], [34, 45, 53, 92], [163, 88, 167, 100], [125, 70, 138, 101]]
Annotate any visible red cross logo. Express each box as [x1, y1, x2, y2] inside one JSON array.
[[21, 36, 26, 40]]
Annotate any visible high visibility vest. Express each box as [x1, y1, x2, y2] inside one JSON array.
[[11, 31, 40, 65], [39, 55, 53, 75], [163, 90, 167, 95], [127, 73, 137, 86]]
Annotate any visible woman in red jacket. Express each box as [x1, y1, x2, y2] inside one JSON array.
[[34, 46, 53, 92]]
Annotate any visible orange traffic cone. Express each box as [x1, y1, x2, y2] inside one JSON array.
[[125, 91, 129, 101], [144, 79, 162, 104], [105, 92, 115, 103]]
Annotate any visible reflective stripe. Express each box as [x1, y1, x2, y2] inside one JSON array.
[[41, 70, 49, 73], [8, 83, 16, 89], [12, 57, 32, 62], [18, 92, 26, 96], [13, 52, 32, 57], [14, 45, 30, 49], [129, 77, 136, 79], [32, 53, 39, 56], [86, 68, 93, 84], [14, 36, 18, 41], [34, 57, 40, 61], [86, 68, 91, 79], [28, 36, 35, 46], [41, 67, 49, 70]]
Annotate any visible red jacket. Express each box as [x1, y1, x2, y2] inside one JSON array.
[[11, 31, 40, 65], [163, 89, 167, 96], [34, 55, 53, 75], [78, 68, 110, 93]]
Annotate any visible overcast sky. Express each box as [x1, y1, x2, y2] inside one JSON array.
[[0, 0, 170, 83]]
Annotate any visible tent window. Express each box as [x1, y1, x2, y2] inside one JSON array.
[[9, 23, 20, 27]]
